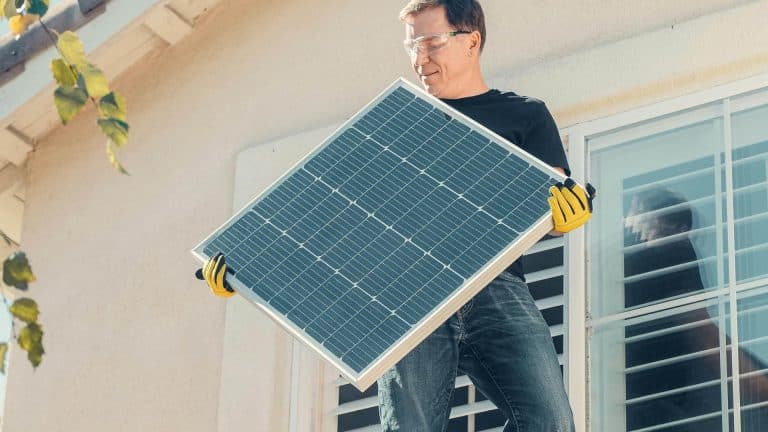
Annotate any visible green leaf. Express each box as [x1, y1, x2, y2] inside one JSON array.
[[54, 86, 88, 125], [50, 58, 76, 87], [106, 141, 129, 175], [27, 342, 44, 368], [0, 343, 7, 374], [98, 118, 129, 147], [18, 323, 42, 350], [18, 323, 43, 350], [10, 298, 39, 323], [57, 31, 88, 68], [27, 0, 47, 16], [18, 323, 44, 368], [98, 92, 127, 121], [2, 0, 19, 19], [77, 63, 109, 99], [2, 251, 36, 291]]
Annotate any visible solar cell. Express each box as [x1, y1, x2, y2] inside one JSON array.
[[192, 78, 566, 390]]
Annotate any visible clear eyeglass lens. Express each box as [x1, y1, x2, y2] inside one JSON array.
[[404, 34, 451, 57]]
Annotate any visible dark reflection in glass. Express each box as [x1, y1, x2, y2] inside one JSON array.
[[622, 188, 768, 431], [624, 188, 704, 307]]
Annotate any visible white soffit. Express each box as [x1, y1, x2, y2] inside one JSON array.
[[0, 0, 224, 154]]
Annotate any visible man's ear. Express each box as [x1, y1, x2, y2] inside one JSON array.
[[470, 30, 482, 52]]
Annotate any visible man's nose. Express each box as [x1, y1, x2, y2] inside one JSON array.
[[412, 49, 430, 67]]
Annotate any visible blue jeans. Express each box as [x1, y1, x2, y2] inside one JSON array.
[[377, 272, 575, 432]]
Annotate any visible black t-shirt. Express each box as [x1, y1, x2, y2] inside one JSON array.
[[441, 89, 570, 280]]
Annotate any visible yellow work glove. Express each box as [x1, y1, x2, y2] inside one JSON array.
[[195, 252, 235, 298], [548, 178, 596, 233]]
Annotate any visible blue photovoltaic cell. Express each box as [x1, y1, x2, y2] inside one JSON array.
[[199, 83, 560, 375]]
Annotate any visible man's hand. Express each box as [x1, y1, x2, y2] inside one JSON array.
[[548, 178, 596, 233], [195, 252, 235, 298]]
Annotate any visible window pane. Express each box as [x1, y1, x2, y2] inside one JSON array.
[[591, 298, 732, 432], [731, 102, 768, 283], [589, 113, 726, 317], [736, 286, 768, 431]]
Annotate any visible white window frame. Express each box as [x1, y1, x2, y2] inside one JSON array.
[[562, 70, 768, 432]]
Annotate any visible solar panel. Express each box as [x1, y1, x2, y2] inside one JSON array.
[[192, 78, 566, 390]]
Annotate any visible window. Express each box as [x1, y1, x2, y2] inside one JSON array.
[[584, 84, 768, 431]]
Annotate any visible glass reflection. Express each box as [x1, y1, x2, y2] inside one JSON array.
[[736, 289, 768, 431], [621, 189, 726, 430], [624, 188, 705, 307], [620, 189, 768, 430]]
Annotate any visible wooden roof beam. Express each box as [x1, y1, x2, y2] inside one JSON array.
[[0, 126, 34, 166], [143, 4, 193, 45]]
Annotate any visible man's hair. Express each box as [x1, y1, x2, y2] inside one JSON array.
[[399, 0, 486, 52]]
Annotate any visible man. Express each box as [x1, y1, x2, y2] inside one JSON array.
[[198, 1, 594, 430], [371, 2, 587, 431]]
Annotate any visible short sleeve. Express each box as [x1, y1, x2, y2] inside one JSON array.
[[524, 101, 571, 176]]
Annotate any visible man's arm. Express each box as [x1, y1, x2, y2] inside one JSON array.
[[519, 101, 594, 235]]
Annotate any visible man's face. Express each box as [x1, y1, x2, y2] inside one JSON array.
[[404, 6, 477, 99]]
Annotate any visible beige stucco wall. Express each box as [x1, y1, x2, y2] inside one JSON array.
[[2, 0, 768, 431]]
